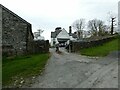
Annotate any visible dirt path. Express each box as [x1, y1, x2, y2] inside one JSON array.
[[26, 48, 118, 88]]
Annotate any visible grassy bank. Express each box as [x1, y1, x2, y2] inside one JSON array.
[[2, 53, 50, 86], [80, 37, 119, 57]]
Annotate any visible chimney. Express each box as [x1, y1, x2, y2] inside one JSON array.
[[55, 27, 61, 31], [69, 26, 72, 34]]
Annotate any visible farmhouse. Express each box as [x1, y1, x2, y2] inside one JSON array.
[[51, 26, 77, 46], [0, 4, 34, 56]]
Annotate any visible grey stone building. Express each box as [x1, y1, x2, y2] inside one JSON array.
[[0, 4, 34, 56]]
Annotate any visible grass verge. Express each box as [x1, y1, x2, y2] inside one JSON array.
[[2, 53, 50, 86], [80, 38, 119, 57]]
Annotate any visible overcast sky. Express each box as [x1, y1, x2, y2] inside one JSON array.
[[1, 0, 119, 41]]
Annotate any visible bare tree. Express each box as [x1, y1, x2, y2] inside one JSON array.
[[72, 19, 85, 39], [88, 19, 106, 36]]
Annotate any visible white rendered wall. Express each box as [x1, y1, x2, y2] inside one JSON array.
[[57, 28, 70, 39]]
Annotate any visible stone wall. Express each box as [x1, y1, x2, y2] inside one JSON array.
[[67, 35, 118, 52], [1, 5, 33, 56], [0, 6, 2, 89], [1, 4, 49, 57], [0, 5, 2, 58], [28, 40, 49, 54], [26, 24, 34, 52]]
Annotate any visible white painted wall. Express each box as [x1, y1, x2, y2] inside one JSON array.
[[51, 38, 59, 46], [51, 38, 53, 46], [57, 28, 70, 39], [51, 28, 70, 46]]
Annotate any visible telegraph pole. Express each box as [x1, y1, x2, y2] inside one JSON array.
[[110, 17, 116, 35]]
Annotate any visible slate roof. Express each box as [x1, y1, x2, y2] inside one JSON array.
[[51, 28, 78, 39], [51, 32, 56, 38], [51, 29, 62, 38], [69, 33, 77, 38], [71, 33, 77, 38]]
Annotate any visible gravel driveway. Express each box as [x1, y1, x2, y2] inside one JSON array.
[[28, 48, 118, 88]]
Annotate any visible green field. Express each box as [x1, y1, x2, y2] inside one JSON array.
[[80, 37, 119, 56], [2, 53, 50, 86]]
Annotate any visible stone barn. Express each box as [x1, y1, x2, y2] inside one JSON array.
[[0, 4, 34, 56]]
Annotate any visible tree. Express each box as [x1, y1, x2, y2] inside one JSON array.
[[72, 19, 85, 39], [102, 25, 111, 35], [88, 19, 106, 36]]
